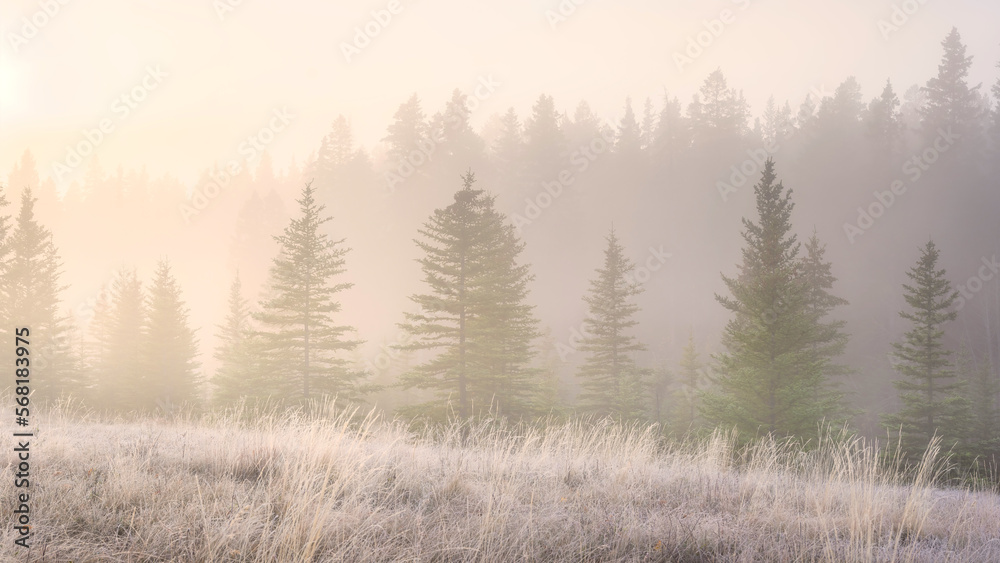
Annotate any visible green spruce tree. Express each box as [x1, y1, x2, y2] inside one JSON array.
[[90, 267, 145, 412], [800, 230, 852, 425], [212, 273, 266, 408], [883, 241, 969, 455], [576, 228, 648, 420], [920, 28, 982, 141], [955, 348, 999, 462], [5, 188, 77, 403], [701, 160, 830, 439], [255, 182, 370, 407], [142, 259, 200, 413], [399, 172, 541, 420]]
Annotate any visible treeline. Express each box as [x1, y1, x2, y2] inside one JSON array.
[[1, 28, 998, 464]]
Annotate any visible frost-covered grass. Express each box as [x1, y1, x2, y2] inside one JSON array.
[[3, 400, 999, 562]]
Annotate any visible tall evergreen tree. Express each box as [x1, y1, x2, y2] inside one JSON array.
[[615, 97, 643, 161], [800, 231, 852, 424], [398, 172, 541, 419], [90, 267, 145, 411], [431, 89, 487, 174], [701, 160, 829, 439], [795, 95, 819, 138], [523, 94, 567, 185], [576, 228, 648, 420], [883, 241, 969, 455], [961, 356, 999, 458], [491, 107, 525, 196], [383, 93, 429, 164], [865, 79, 903, 161], [817, 77, 865, 128], [212, 273, 266, 409], [142, 259, 200, 413], [651, 91, 689, 171], [687, 69, 750, 150], [309, 115, 371, 195], [467, 207, 542, 418], [920, 28, 982, 140], [5, 188, 76, 403], [761, 96, 793, 149], [255, 182, 369, 407]]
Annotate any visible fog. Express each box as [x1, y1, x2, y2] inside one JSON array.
[[2, 0, 999, 437]]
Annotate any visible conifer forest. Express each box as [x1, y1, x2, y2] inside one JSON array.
[[1, 1, 999, 560]]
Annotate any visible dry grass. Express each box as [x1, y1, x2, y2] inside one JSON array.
[[2, 400, 999, 562]]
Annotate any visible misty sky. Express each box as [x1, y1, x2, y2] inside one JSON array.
[[2, 0, 998, 188]]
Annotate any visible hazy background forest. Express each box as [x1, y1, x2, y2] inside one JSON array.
[[2, 1, 999, 455]]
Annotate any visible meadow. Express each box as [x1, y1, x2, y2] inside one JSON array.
[[3, 400, 999, 562]]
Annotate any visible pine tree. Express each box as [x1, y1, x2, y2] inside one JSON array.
[[961, 356, 999, 457], [309, 115, 366, 194], [687, 69, 750, 149], [565, 101, 601, 145], [651, 91, 688, 171], [920, 28, 982, 140], [865, 79, 903, 161], [576, 228, 648, 420], [800, 231, 852, 425], [91, 267, 145, 412], [795, 95, 819, 137], [212, 274, 266, 409], [884, 241, 970, 455], [615, 97, 643, 160], [4, 188, 77, 403], [432, 89, 487, 173], [142, 259, 200, 413], [255, 182, 369, 407], [761, 96, 793, 149], [398, 172, 541, 420], [701, 160, 828, 439], [817, 77, 865, 129], [383, 93, 429, 165], [523, 94, 567, 185], [468, 212, 542, 418], [491, 107, 525, 196]]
